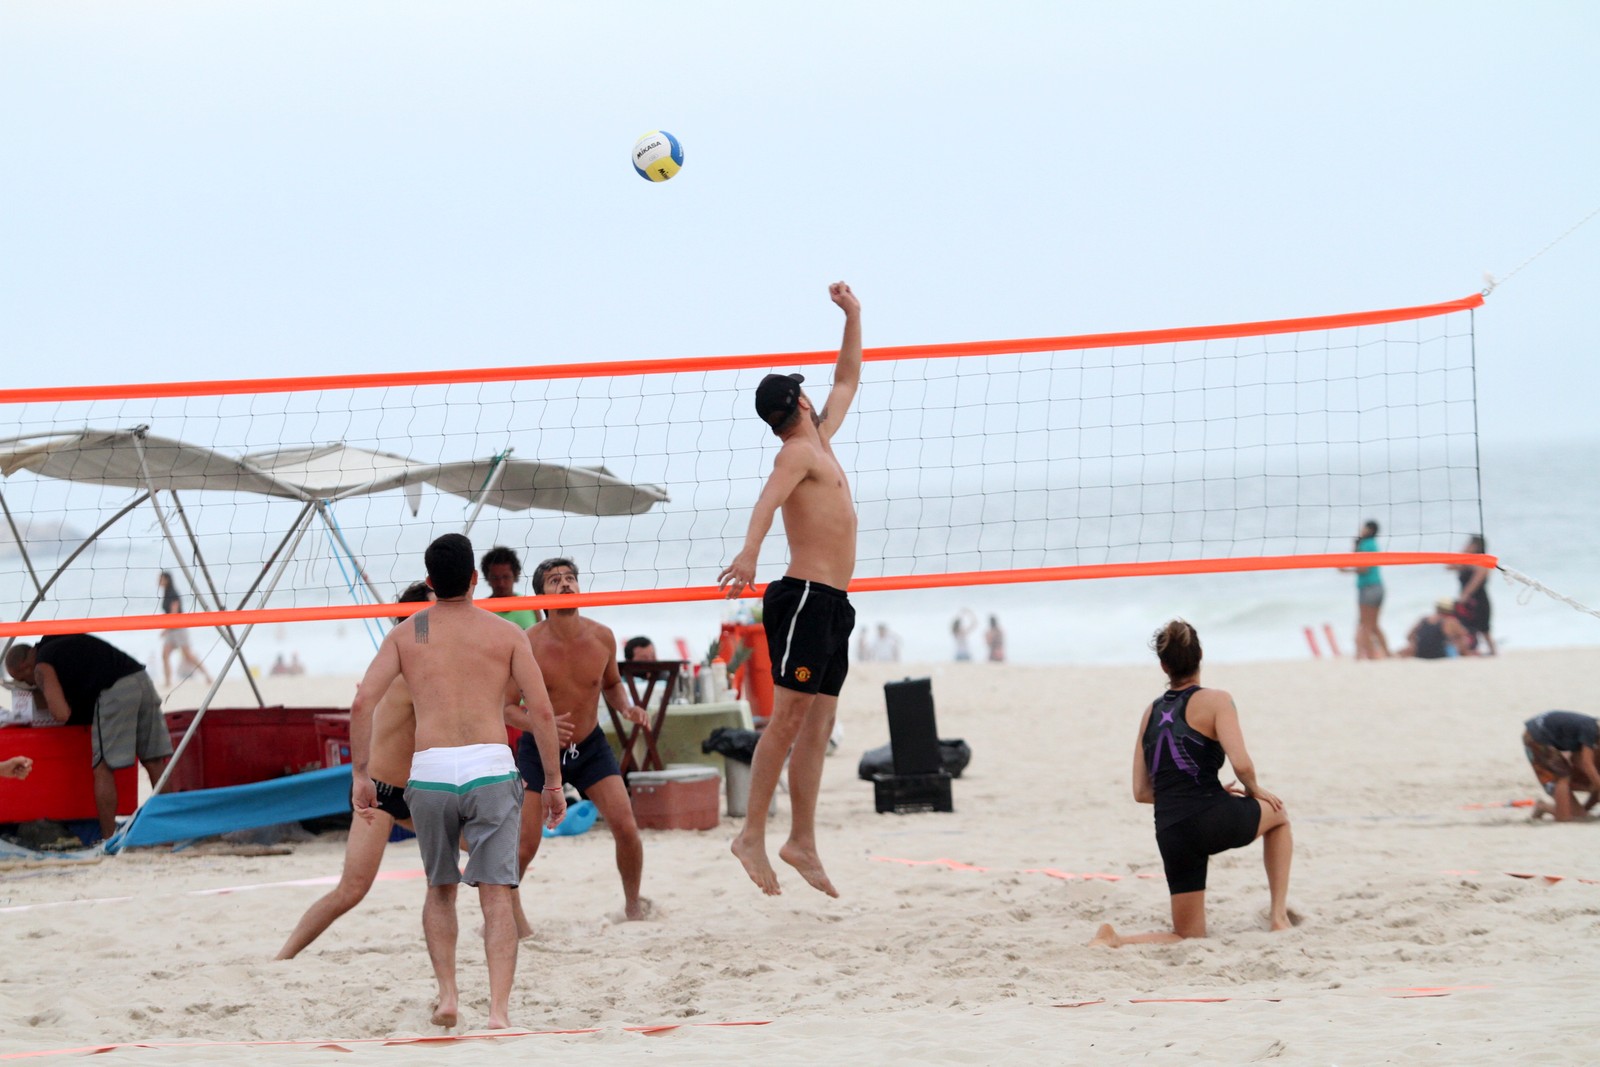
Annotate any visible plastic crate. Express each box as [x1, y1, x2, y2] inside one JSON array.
[[314, 713, 352, 768], [872, 771, 954, 814], [163, 706, 341, 790]]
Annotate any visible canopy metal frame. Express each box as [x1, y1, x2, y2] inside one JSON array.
[[0, 425, 669, 849]]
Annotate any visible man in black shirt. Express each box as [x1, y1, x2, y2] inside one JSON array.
[[1522, 710, 1600, 822], [5, 635, 172, 838]]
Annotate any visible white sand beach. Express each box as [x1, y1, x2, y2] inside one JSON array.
[[3, 649, 1599, 1064]]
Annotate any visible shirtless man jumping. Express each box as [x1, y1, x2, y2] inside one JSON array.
[[510, 556, 651, 928], [719, 280, 861, 897], [350, 535, 565, 1031]]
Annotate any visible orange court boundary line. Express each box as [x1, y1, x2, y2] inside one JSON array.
[[1054, 985, 1492, 1008], [0, 293, 1483, 405], [0, 1021, 772, 1060], [0, 552, 1497, 638]]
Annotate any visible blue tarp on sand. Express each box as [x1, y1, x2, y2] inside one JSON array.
[[109, 765, 352, 852]]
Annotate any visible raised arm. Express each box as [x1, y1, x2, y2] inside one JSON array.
[[816, 281, 861, 442], [1131, 705, 1155, 804], [1211, 692, 1284, 812], [508, 635, 566, 828], [718, 446, 811, 597]]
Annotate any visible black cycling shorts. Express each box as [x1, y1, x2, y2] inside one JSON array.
[[1155, 796, 1262, 895]]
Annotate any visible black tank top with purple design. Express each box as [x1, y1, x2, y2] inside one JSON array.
[[1141, 685, 1230, 831]]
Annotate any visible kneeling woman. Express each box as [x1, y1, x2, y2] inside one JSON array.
[[1094, 619, 1294, 946]]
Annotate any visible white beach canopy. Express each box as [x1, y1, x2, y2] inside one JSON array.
[[0, 425, 668, 844], [0, 429, 669, 517]]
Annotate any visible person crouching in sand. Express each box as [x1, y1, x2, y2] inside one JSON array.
[[1092, 619, 1294, 947]]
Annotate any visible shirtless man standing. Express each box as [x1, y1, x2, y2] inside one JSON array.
[[719, 280, 861, 897], [279, 582, 557, 959], [510, 556, 651, 928], [350, 535, 565, 1031]]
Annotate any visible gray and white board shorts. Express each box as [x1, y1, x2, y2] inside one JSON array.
[[405, 743, 523, 887]]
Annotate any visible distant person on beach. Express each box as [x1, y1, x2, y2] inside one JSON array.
[[1522, 710, 1600, 822], [1398, 599, 1475, 659], [509, 557, 651, 928], [623, 636, 657, 662], [718, 280, 861, 898], [278, 581, 436, 960], [1454, 535, 1495, 655], [985, 614, 1006, 663], [157, 571, 212, 688], [856, 626, 875, 663], [1341, 521, 1389, 660], [1, 756, 32, 779], [1092, 619, 1294, 947], [5, 635, 172, 840], [480, 545, 538, 630], [952, 608, 977, 661], [348, 534, 565, 1030], [871, 623, 901, 663]]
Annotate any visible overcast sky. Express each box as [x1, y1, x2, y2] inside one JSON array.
[[3, 2, 1596, 451]]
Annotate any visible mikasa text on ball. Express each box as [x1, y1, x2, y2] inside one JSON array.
[[633, 130, 684, 182]]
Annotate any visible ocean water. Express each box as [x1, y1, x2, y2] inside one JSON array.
[[114, 435, 1597, 679]]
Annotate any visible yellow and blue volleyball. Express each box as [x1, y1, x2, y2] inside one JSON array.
[[632, 130, 684, 182]]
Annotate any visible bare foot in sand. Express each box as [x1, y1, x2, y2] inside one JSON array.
[[486, 1011, 512, 1030], [431, 1000, 458, 1028], [1089, 923, 1121, 948], [1268, 906, 1303, 932], [731, 832, 781, 895], [779, 840, 839, 898], [496, 919, 539, 941], [606, 897, 656, 923]]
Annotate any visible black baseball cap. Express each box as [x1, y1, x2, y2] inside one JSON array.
[[754, 372, 805, 427]]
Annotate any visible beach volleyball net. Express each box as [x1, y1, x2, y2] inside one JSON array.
[[0, 292, 1493, 641]]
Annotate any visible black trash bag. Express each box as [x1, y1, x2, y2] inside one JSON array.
[[940, 738, 972, 777], [701, 726, 762, 765], [857, 738, 972, 780]]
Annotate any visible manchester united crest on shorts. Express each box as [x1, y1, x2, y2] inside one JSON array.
[[794, 666, 812, 683]]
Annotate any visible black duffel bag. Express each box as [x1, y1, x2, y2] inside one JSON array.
[[857, 738, 972, 780]]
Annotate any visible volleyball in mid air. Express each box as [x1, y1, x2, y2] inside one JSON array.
[[633, 130, 683, 182]]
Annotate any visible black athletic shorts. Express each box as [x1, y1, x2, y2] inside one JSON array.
[[1154, 796, 1262, 895], [373, 778, 412, 822], [763, 576, 856, 697], [516, 725, 621, 795]]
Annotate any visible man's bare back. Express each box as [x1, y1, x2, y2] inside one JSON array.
[[402, 604, 530, 748]]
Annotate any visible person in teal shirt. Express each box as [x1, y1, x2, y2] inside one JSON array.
[[1346, 520, 1389, 659], [479, 545, 539, 630]]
